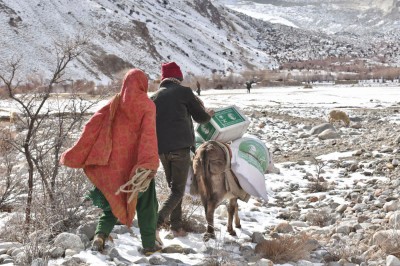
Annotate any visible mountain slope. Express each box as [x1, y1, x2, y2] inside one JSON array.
[[1, 0, 399, 84], [221, 0, 400, 35], [0, 0, 277, 83]]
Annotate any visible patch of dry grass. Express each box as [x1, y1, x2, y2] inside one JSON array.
[[255, 233, 314, 263]]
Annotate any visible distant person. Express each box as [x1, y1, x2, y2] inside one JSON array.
[[245, 81, 253, 93], [196, 80, 201, 96], [60, 69, 161, 256], [151, 62, 214, 242]]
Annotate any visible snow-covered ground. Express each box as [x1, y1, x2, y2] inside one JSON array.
[[41, 84, 400, 265]]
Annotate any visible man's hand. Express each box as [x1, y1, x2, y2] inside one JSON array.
[[206, 108, 215, 117]]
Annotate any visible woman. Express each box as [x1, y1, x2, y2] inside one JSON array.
[[60, 69, 161, 255]]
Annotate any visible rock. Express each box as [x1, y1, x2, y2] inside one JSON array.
[[31, 258, 46, 266], [134, 257, 149, 264], [76, 222, 97, 240], [389, 212, 400, 229], [371, 230, 400, 246], [54, 232, 85, 252], [48, 246, 64, 258], [297, 260, 314, 266], [386, 255, 400, 266], [0, 242, 22, 250], [336, 224, 352, 235], [253, 258, 274, 266], [318, 129, 340, 140], [109, 247, 130, 263], [336, 204, 348, 213], [251, 232, 265, 244], [274, 222, 293, 233], [383, 200, 400, 212], [61, 257, 86, 266], [310, 123, 336, 135], [0, 254, 11, 263], [64, 249, 79, 257], [162, 244, 185, 254]]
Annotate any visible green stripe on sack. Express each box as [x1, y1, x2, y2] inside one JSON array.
[[238, 140, 269, 174]]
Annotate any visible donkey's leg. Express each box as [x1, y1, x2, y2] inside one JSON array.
[[233, 198, 241, 229], [204, 200, 217, 241], [227, 198, 237, 236]]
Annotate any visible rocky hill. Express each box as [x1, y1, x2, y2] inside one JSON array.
[[1, 0, 399, 84]]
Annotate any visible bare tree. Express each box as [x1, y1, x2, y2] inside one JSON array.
[[0, 37, 104, 232]]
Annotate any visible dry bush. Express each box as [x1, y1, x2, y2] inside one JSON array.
[[0, 125, 22, 211], [322, 240, 363, 264], [374, 230, 400, 258], [307, 180, 329, 192], [255, 232, 313, 263], [306, 209, 334, 227], [307, 157, 329, 192], [180, 195, 206, 233]]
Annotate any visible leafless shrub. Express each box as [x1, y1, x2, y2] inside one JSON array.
[[0, 36, 107, 239], [375, 230, 400, 258], [255, 232, 313, 263], [0, 126, 22, 211], [307, 157, 329, 192], [322, 240, 362, 264], [306, 209, 334, 227], [181, 195, 206, 233], [307, 180, 329, 192]]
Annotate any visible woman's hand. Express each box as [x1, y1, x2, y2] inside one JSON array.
[[147, 170, 157, 179]]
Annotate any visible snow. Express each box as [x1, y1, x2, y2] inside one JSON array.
[[34, 84, 399, 265], [0, 0, 276, 83]]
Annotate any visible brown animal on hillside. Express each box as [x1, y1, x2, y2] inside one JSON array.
[[328, 110, 350, 126], [192, 140, 247, 241]]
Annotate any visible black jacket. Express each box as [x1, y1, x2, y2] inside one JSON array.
[[151, 80, 211, 154]]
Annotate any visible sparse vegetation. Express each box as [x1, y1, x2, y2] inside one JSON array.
[[255, 233, 314, 263], [0, 37, 105, 241], [306, 209, 334, 227]]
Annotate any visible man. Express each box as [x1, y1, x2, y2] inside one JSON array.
[[196, 80, 201, 96], [245, 81, 252, 93], [151, 62, 214, 240]]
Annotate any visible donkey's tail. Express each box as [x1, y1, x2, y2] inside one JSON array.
[[192, 142, 210, 199]]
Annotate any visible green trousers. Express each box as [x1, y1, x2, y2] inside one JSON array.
[[90, 179, 158, 248]]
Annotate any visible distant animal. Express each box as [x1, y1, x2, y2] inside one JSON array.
[[328, 110, 350, 126], [192, 140, 247, 241], [9, 111, 20, 123]]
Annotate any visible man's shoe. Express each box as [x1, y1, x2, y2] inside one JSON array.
[[155, 229, 163, 246], [171, 228, 188, 237], [91, 233, 107, 251], [142, 243, 162, 256]]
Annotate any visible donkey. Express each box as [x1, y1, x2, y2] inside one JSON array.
[[191, 140, 249, 241]]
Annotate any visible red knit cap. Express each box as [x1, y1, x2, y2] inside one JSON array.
[[161, 62, 183, 80]]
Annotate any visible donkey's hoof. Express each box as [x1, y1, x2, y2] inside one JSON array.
[[228, 230, 237, 236], [203, 233, 216, 242], [235, 224, 242, 229]]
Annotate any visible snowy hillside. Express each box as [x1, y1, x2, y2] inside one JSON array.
[[221, 0, 400, 35], [1, 0, 400, 84], [0, 0, 277, 83]]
